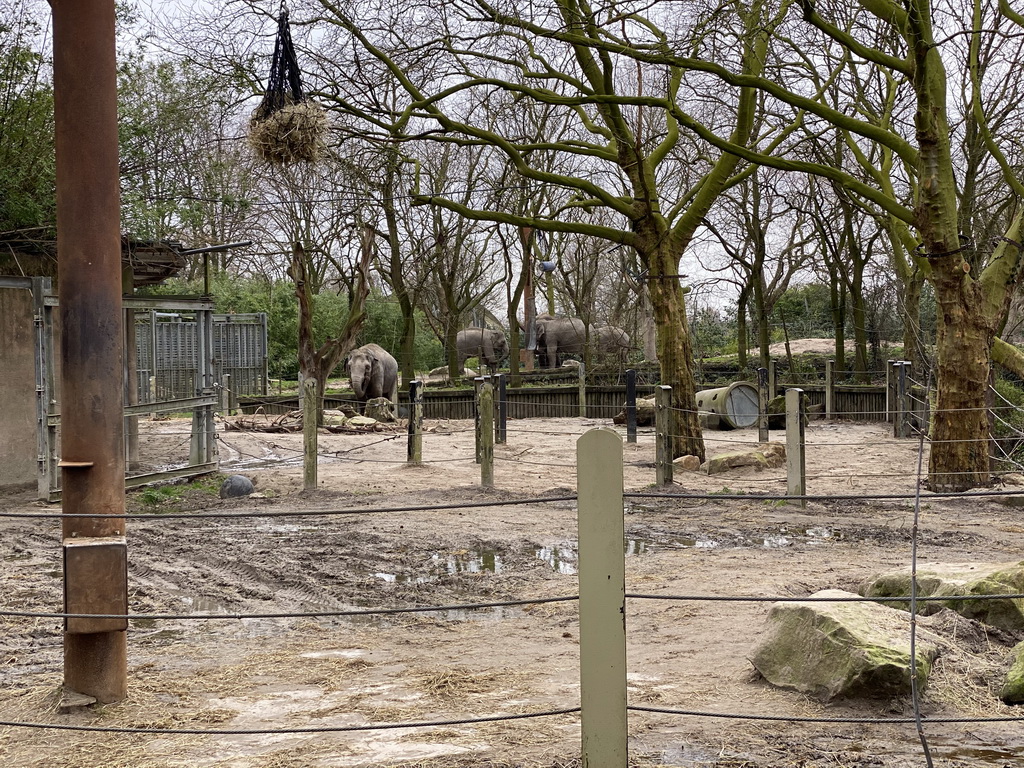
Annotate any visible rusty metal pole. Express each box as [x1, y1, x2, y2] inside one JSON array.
[[50, 0, 128, 703]]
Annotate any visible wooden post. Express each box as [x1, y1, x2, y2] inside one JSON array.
[[768, 358, 777, 399], [407, 379, 423, 464], [786, 388, 806, 509], [578, 362, 587, 418], [479, 382, 494, 487], [825, 359, 834, 420], [757, 366, 769, 443], [303, 378, 317, 491], [219, 374, 230, 414], [474, 376, 485, 463], [625, 369, 637, 444], [897, 362, 911, 439], [655, 385, 673, 486], [576, 428, 627, 768], [886, 359, 896, 423], [496, 373, 507, 444]]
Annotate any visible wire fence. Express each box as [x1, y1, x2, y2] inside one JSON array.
[[4, 424, 1024, 763], [11, 376, 1024, 762]]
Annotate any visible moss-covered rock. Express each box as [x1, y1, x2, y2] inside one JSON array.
[[999, 643, 1024, 704], [751, 589, 940, 702], [702, 443, 785, 475], [860, 562, 1024, 631], [1002, 641, 1024, 704]]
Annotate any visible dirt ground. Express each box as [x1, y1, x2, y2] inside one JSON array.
[[2, 414, 1024, 767]]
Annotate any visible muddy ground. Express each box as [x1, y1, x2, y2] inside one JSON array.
[[2, 416, 1024, 767]]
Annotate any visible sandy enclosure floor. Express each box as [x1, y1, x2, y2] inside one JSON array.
[[2, 416, 1024, 767]]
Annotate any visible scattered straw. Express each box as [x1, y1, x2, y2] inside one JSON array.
[[248, 101, 326, 165]]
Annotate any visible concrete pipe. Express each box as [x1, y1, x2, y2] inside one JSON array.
[[696, 381, 759, 430]]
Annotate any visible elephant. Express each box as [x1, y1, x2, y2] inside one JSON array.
[[456, 327, 509, 374], [345, 343, 398, 411], [593, 325, 631, 364], [534, 314, 588, 368]]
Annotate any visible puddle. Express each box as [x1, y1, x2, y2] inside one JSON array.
[[533, 544, 579, 574], [374, 548, 502, 583], [926, 738, 1024, 765]]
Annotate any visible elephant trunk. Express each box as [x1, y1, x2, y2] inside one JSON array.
[[350, 367, 367, 401]]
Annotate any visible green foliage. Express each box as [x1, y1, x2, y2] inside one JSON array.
[[993, 377, 1024, 440], [771, 283, 836, 339], [0, 12, 55, 234], [358, 299, 445, 372], [690, 304, 737, 358], [133, 474, 222, 513]]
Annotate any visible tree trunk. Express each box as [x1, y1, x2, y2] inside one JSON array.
[[736, 284, 750, 371], [647, 241, 703, 461], [754, 276, 770, 370], [929, 263, 993, 489]]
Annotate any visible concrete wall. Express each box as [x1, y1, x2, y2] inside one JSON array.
[[0, 284, 38, 487]]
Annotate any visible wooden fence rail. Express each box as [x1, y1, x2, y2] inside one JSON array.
[[239, 382, 890, 423]]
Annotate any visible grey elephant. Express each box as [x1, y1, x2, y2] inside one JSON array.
[[593, 325, 631, 364], [535, 314, 588, 368], [345, 343, 398, 411], [456, 327, 509, 374]]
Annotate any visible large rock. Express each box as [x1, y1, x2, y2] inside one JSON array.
[[751, 589, 940, 702], [860, 561, 1024, 631], [702, 442, 785, 475], [1002, 641, 1024, 704], [219, 474, 255, 499]]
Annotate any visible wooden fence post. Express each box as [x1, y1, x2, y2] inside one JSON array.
[[757, 366, 769, 443], [303, 378, 317, 491], [886, 359, 896, 423], [576, 428, 627, 768], [474, 376, 485, 463], [825, 359, 834, 420], [897, 362, 911, 439], [655, 385, 673, 485], [786, 388, 806, 509], [496, 373, 507, 444], [479, 382, 494, 487], [220, 374, 231, 415], [625, 369, 637, 444], [578, 362, 587, 418], [407, 379, 423, 464]]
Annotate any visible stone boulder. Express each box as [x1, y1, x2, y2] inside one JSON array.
[[1002, 641, 1024, 704], [219, 474, 255, 499], [765, 392, 817, 428], [860, 561, 1024, 631], [322, 409, 350, 426], [702, 442, 785, 475], [751, 589, 941, 702], [674, 455, 701, 472], [364, 397, 396, 423], [347, 415, 378, 427]]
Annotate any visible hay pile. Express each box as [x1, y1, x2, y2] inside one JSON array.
[[248, 100, 326, 165]]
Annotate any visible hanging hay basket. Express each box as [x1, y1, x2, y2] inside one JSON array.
[[248, 8, 325, 165], [248, 100, 326, 165]]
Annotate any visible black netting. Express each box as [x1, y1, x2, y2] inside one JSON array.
[[252, 10, 305, 123]]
